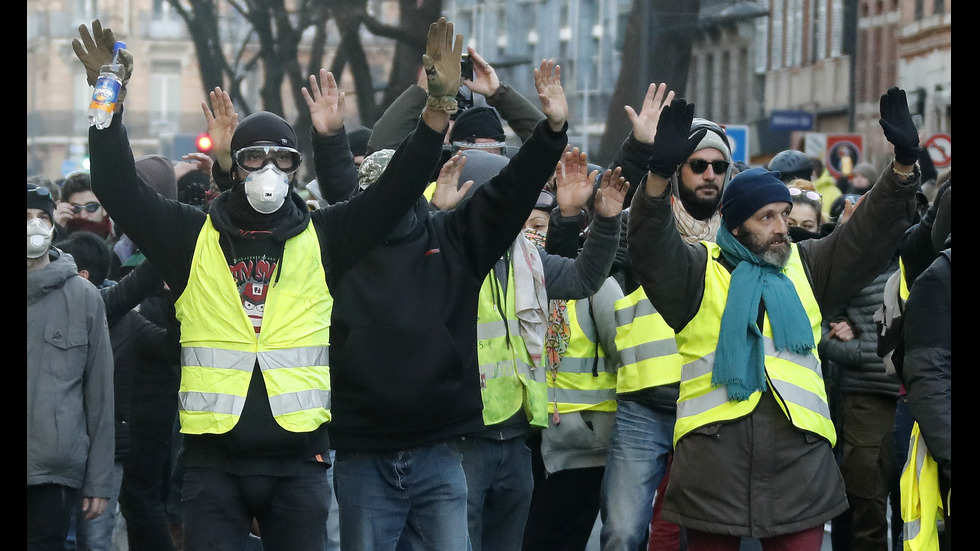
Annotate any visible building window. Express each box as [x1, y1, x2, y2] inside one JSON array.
[[150, 61, 182, 133]]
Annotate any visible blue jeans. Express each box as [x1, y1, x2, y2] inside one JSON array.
[[74, 461, 124, 551], [333, 441, 470, 551], [458, 436, 535, 551], [599, 400, 676, 551], [324, 450, 340, 551]]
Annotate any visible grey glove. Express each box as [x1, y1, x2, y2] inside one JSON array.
[[421, 18, 463, 113]]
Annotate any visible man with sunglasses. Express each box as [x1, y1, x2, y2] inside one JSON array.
[[625, 88, 921, 550], [597, 83, 733, 551], [55, 172, 113, 240], [76, 17, 461, 551]]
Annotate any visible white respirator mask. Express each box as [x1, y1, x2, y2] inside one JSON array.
[[27, 218, 54, 259], [243, 164, 291, 214]]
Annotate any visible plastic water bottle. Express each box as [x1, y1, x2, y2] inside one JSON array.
[[87, 41, 127, 130]]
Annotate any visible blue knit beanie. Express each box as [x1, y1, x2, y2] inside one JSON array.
[[719, 168, 792, 232]]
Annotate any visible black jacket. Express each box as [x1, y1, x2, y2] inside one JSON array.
[[317, 120, 569, 450]]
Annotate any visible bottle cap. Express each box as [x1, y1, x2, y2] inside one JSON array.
[[113, 41, 127, 53]]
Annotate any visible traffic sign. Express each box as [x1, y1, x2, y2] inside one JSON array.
[[825, 135, 863, 179], [924, 133, 951, 168], [721, 124, 749, 164]]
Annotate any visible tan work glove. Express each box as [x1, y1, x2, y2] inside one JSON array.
[[72, 19, 134, 103], [421, 18, 464, 114]]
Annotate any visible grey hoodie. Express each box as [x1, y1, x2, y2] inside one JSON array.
[[27, 248, 115, 497]]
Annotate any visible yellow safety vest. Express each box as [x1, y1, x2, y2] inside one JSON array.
[[175, 217, 333, 435], [477, 260, 549, 428], [613, 286, 682, 394], [547, 296, 617, 414], [673, 241, 835, 446], [901, 422, 945, 551]]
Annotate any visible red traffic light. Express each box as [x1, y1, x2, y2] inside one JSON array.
[[195, 133, 213, 153]]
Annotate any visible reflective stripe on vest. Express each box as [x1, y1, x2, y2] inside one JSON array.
[[613, 286, 681, 394], [548, 296, 617, 414], [175, 217, 332, 435], [901, 422, 943, 551], [673, 241, 835, 447], [477, 259, 548, 428]]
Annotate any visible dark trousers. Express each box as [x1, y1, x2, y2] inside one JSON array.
[[522, 465, 604, 551], [181, 462, 330, 551], [27, 483, 77, 551], [119, 395, 178, 551]]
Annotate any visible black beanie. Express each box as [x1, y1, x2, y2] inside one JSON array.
[[348, 126, 372, 157], [27, 183, 56, 222], [719, 168, 792, 232], [449, 106, 505, 144], [231, 111, 298, 152]]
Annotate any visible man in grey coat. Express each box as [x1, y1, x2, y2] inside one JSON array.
[[27, 183, 115, 550]]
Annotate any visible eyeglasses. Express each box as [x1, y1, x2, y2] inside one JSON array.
[[686, 159, 730, 175], [71, 201, 102, 214], [788, 188, 822, 202], [234, 145, 303, 174]]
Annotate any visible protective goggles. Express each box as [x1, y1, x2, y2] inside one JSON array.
[[788, 187, 822, 202], [686, 159, 730, 175], [29, 186, 52, 199], [535, 190, 557, 211], [71, 201, 102, 214], [234, 145, 303, 174]]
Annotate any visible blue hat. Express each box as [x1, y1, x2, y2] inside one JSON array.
[[719, 168, 791, 232]]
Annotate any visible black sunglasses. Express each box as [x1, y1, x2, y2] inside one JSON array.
[[686, 159, 730, 175], [71, 201, 102, 214]]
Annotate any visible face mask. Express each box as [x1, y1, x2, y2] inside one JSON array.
[[27, 217, 53, 259], [243, 164, 291, 214]]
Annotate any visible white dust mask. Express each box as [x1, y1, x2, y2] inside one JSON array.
[[27, 218, 53, 259], [243, 164, 291, 214]]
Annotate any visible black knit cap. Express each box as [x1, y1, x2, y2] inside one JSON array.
[[231, 111, 298, 152], [27, 183, 56, 222], [449, 106, 505, 144], [347, 126, 372, 157], [719, 168, 792, 232]]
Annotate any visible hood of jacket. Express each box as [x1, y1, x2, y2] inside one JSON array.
[[27, 248, 80, 305]]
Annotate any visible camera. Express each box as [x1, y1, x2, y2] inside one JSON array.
[[455, 54, 475, 114]]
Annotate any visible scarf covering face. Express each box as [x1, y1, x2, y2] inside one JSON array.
[[712, 223, 815, 401]]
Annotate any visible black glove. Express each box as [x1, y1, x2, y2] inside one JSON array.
[[646, 99, 706, 179], [878, 87, 920, 166]]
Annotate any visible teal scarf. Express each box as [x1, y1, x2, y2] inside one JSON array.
[[713, 226, 815, 401]]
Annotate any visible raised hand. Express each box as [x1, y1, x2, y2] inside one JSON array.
[[533, 59, 567, 132], [593, 166, 630, 218], [878, 87, 920, 167], [422, 17, 464, 113], [302, 69, 346, 136], [554, 147, 599, 217], [645, 98, 701, 179], [201, 87, 238, 170], [431, 154, 474, 210], [463, 47, 500, 98], [624, 83, 676, 145], [72, 20, 134, 102]]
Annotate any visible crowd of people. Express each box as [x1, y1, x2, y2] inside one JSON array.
[[27, 15, 949, 551]]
